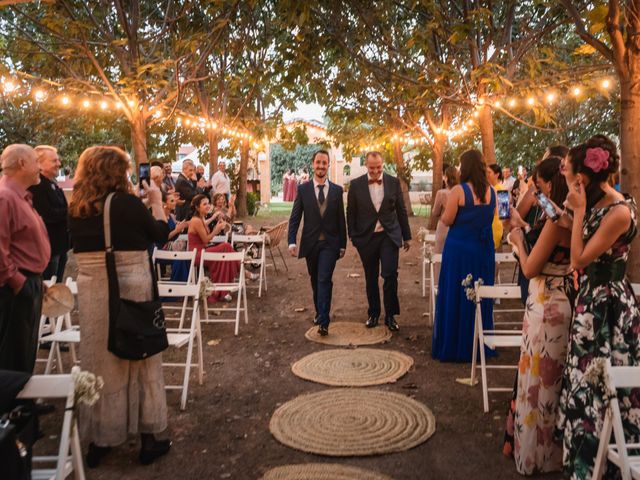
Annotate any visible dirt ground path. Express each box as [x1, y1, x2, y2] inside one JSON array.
[[50, 215, 561, 480]]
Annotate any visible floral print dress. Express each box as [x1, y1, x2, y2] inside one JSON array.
[[503, 245, 574, 474], [556, 197, 640, 480]]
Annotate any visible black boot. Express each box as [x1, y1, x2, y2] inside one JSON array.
[[86, 442, 111, 468], [139, 433, 172, 465]]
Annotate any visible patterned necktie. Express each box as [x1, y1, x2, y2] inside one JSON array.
[[368, 179, 382, 185], [318, 184, 325, 205]]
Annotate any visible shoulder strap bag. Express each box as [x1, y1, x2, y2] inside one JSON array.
[[104, 193, 168, 360]]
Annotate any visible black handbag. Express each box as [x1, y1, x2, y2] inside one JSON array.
[[0, 404, 38, 480], [104, 193, 169, 360]]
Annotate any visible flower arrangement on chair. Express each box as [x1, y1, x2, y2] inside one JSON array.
[[461, 274, 484, 303], [71, 366, 103, 407]]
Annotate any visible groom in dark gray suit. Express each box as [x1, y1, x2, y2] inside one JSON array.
[[288, 150, 347, 336]]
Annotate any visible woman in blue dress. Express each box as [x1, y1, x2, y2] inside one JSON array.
[[432, 149, 496, 362]]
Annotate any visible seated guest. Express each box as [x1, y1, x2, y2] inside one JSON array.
[[67, 146, 171, 467], [187, 194, 239, 302], [212, 192, 236, 223], [502, 156, 572, 474]]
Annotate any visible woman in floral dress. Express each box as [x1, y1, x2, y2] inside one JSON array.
[[557, 135, 640, 479], [503, 157, 573, 474]]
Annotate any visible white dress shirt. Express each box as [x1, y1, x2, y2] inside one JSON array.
[[211, 170, 231, 195], [368, 174, 384, 232]]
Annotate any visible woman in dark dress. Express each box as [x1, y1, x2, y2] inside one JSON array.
[[68, 146, 171, 467]]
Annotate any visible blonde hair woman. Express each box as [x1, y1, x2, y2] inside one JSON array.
[[68, 146, 171, 468]]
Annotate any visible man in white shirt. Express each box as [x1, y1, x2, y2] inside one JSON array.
[[502, 166, 516, 191], [210, 161, 231, 203], [287, 150, 347, 336], [346, 151, 412, 332]]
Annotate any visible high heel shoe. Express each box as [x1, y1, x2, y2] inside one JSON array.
[[86, 442, 111, 468], [139, 433, 172, 465]]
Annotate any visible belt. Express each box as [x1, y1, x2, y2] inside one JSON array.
[[582, 262, 625, 284], [18, 269, 39, 277]]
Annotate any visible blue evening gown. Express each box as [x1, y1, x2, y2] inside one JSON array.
[[432, 183, 496, 362]]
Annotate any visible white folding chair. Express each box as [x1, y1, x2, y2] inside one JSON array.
[[420, 234, 436, 298], [470, 283, 523, 413], [210, 234, 229, 244], [495, 252, 518, 285], [152, 248, 197, 329], [40, 277, 80, 375], [37, 276, 58, 343], [198, 250, 248, 335], [593, 360, 640, 480], [157, 283, 204, 410], [425, 253, 442, 326], [231, 232, 267, 297], [17, 370, 85, 480], [631, 283, 640, 298]]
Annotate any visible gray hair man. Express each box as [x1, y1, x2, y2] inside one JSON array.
[[0, 144, 51, 372]]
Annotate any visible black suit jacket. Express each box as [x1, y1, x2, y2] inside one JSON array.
[[28, 174, 69, 254], [287, 180, 347, 258], [346, 173, 411, 249], [174, 173, 199, 220]]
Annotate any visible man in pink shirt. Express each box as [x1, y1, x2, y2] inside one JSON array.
[[0, 144, 51, 372]]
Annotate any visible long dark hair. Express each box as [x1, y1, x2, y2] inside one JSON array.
[[459, 149, 489, 203], [536, 156, 568, 207], [444, 166, 459, 188], [568, 135, 619, 210], [190, 193, 209, 217], [487, 163, 503, 182]]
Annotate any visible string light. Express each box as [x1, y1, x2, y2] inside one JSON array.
[[82, 99, 90, 108], [100, 100, 108, 110], [60, 96, 70, 106], [527, 97, 535, 106], [2, 80, 17, 93], [546, 92, 556, 104], [508, 98, 517, 108], [602, 79, 611, 89], [572, 86, 582, 97], [34, 90, 46, 102]]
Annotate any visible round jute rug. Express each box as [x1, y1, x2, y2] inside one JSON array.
[[291, 348, 414, 387], [304, 322, 392, 346], [269, 389, 435, 456], [261, 463, 394, 480]]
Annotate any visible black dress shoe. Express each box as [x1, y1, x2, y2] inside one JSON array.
[[86, 442, 112, 468], [365, 316, 379, 328], [385, 316, 400, 332], [139, 434, 172, 465], [318, 325, 329, 336]]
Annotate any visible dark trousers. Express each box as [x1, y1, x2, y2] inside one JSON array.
[[305, 241, 339, 327], [357, 232, 400, 318], [43, 251, 67, 282], [0, 274, 43, 373]]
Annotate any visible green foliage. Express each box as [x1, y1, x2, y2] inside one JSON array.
[[246, 191, 259, 216], [270, 143, 319, 192]]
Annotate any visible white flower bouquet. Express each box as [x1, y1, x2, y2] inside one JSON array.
[[71, 366, 104, 407], [461, 274, 484, 303]]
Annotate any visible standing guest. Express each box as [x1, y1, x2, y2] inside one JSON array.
[[431, 166, 459, 253], [67, 146, 171, 467], [282, 170, 291, 202], [289, 169, 299, 202], [288, 150, 347, 335], [174, 160, 200, 220], [432, 149, 495, 362], [487, 163, 505, 251], [162, 161, 176, 191], [502, 156, 572, 474], [195, 164, 206, 182], [187, 194, 239, 303], [502, 166, 516, 191], [211, 162, 231, 203], [347, 151, 411, 332], [29, 145, 69, 282], [0, 144, 50, 373], [150, 165, 165, 191], [299, 168, 310, 184], [557, 135, 640, 479]]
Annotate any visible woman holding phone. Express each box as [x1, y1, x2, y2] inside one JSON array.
[[487, 164, 506, 251], [556, 135, 640, 479], [502, 156, 572, 474]]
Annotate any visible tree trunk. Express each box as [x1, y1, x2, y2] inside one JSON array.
[[208, 130, 219, 174], [130, 111, 148, 175], [236, 140, 250, 218], [478, 104, 496, 165], [619, 73, 640, 281], [428, 133, 446, 230], [392, 140, 414, 217]]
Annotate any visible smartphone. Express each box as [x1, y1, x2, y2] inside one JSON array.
[[138, 162, 150, 190], [497, 190, 510, 219], [535, 191, 560, 221]]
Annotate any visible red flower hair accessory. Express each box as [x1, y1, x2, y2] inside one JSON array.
[[584, 147, 610, 173]]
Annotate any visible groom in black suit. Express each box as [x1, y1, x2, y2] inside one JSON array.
[[347, 151, 411, 331], [288, 150, 347, 336]]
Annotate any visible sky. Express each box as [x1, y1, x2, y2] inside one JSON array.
[[282, 101, 326, 124]]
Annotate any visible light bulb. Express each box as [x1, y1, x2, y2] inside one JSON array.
[[82, 99, 90, 108], [100, 101, 108, 110], [527, 97, 535, 106], [508, 98, 517, 107], [546, 93, 556, 104], [60, 96, 70, 106], [572, 87, 581, 96], [602, 79, 611, 89], [34, 90, 46, 101]]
